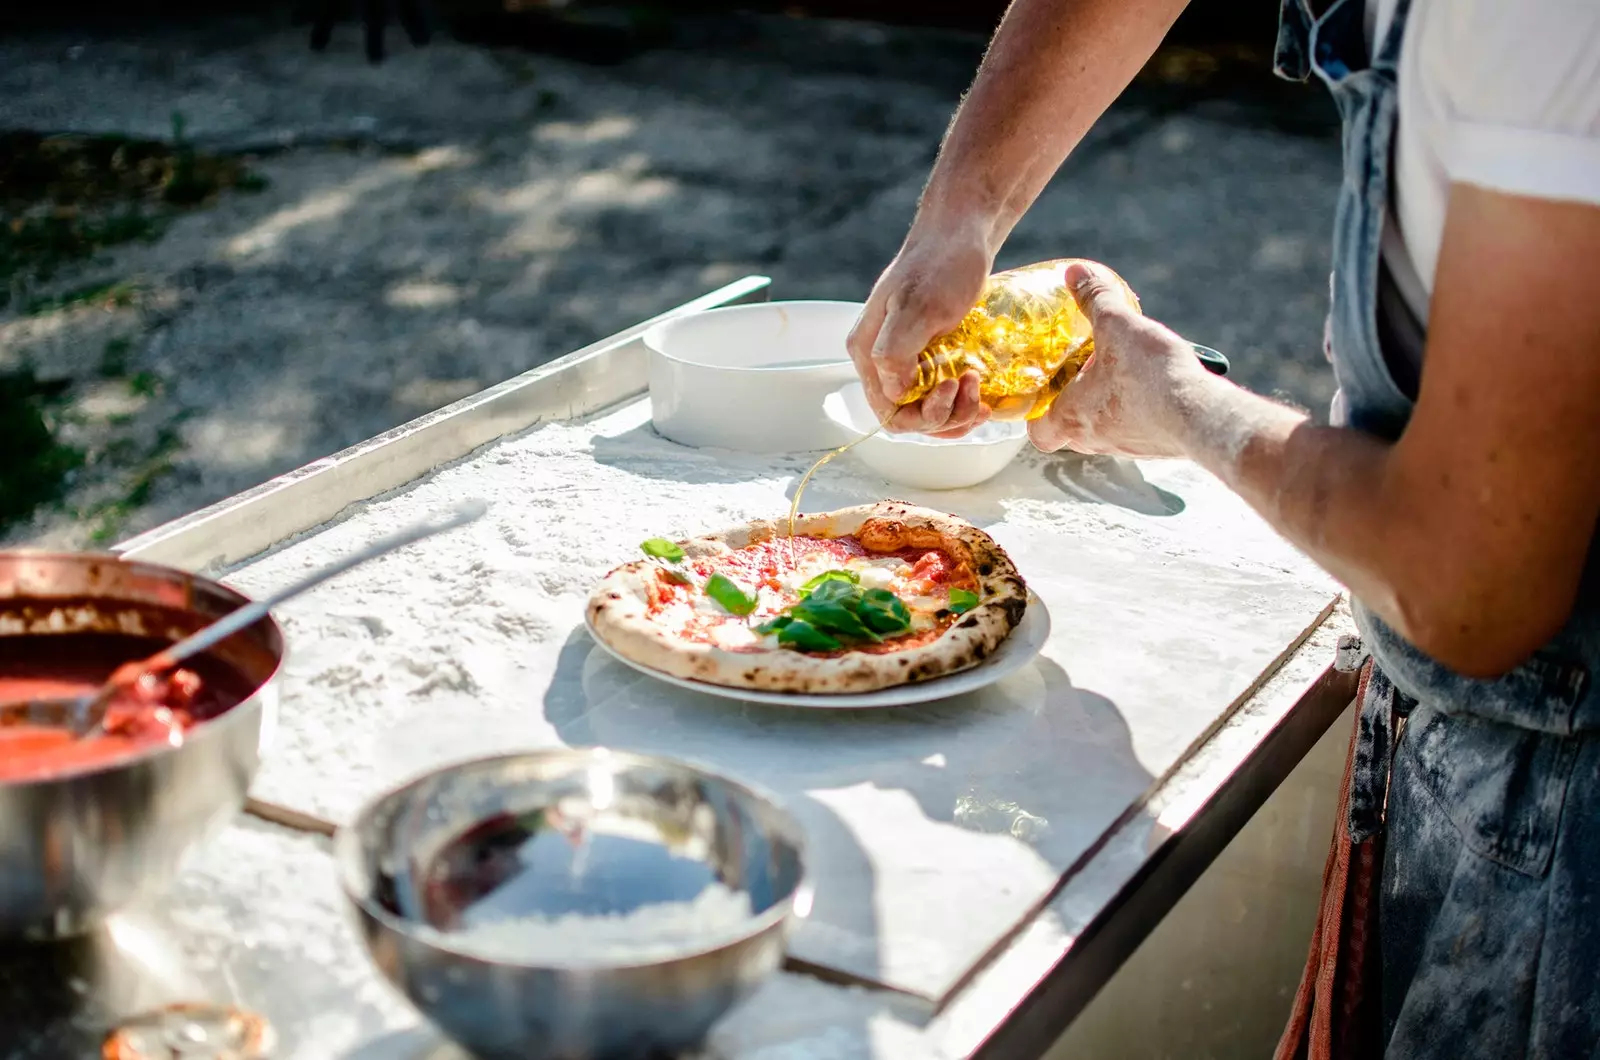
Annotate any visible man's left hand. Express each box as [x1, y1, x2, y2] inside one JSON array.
[[1026, 260, 1206, 460]]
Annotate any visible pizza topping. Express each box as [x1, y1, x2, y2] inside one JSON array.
[[799, 569, 858, 594], [856, 587, 914, 633], [703, 573, 758, 616], [640, 538, 694, 585], [757, 617, 842, 653], [632, 529, 981, 655], [752, 578, 916, 654], [640, 538, 686, 562]]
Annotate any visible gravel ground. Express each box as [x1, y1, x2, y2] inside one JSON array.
[[0, 5, 1341, 548]]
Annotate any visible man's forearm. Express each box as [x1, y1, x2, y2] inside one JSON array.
[[1167, 378, 1404, 613], [1162, 374, 1563, 677], [916, 0, 1190, 248]]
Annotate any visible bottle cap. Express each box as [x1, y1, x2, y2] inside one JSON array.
[[102, 1002, 275, 1059]]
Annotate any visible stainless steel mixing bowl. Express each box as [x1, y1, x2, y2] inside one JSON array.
[[336, 748, 811, 1060], [0, 551, 283, 940]]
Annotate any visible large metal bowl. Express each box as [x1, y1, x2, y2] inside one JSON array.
[[0, 551, 283, 940], [337, 748, 811, 1060]]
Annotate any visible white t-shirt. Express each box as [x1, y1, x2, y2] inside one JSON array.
[[1365, 0, 1600, 327]]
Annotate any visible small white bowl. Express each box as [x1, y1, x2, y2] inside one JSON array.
[[822, 383, 1028, 491], [645, 301, 864, 454]]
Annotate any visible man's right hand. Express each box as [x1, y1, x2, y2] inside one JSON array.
[[845, 225, 994, 438]]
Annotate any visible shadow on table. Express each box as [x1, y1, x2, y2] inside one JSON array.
[[589, 423, 1191, 530], [589, 422, 821, 489], [539, 621, 1153, 1010], [1042, 453, 1187, 517]]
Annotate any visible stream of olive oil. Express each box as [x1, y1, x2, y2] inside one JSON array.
[[786, 407, 897, 541]]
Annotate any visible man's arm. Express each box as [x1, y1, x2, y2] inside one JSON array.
[[847, 0, 1190, 433], [1165, 187, 1600, 677], [914, 0, 1191, 244]]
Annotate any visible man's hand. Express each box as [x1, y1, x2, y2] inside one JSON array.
[[842, 0, 1186, 439], [1027, 260, 1206, 459], [846, 224, 993, 438], [1100, 185, 1600, 679]]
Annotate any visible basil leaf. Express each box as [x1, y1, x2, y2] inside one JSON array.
[[804, 578, 861, 607], [755, 616, 793, 635], [791, 598, 880, 643], [704, 573, 757, 616], [858, 588, 912, 634], [800, 569, 859, 595], [777, 619, 841, 653], [641, 538, 686, 563], [947, 588, 980, 615]]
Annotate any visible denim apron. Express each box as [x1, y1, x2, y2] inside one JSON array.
[[1274, 0, 1600, 1055]]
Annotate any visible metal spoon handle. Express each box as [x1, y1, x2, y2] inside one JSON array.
[[171, 499, 488, 666], [95, 500, 488, 708]]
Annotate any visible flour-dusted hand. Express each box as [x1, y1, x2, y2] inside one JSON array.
[[846, 224, 993, 438], [1027, 261, 1207, 458]]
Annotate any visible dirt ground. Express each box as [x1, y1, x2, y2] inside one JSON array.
[[0, 4, 1342, 549]]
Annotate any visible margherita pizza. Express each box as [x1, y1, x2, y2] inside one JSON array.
[[586, 501, 1027, 694]]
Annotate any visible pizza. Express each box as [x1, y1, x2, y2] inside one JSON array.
[[586, 501, 1027, 694]]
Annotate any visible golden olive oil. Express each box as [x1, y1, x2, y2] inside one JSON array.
[[787, 258, 1138, 539]]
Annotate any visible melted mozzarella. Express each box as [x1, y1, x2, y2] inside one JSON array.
[[693, 593, 731, 616], [902, 593, 946, 613], [774, 555, 832, 593], [855, 564, 896, 590], [842, 556, 912, 592]]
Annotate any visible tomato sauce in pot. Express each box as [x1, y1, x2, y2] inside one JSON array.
[[0, 633, 255, 783]]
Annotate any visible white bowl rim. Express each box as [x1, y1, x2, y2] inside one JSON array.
[[822, 383, 1028, 449], [644, 300, 864, 374]]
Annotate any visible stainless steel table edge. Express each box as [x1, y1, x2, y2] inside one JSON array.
[[113, 275, 772, 572], [928, 597, 1358, 1059]]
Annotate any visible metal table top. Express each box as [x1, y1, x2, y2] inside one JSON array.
[[4, 278, 1356, 1059]]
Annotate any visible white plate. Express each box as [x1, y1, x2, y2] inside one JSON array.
[[582, 592, 1051, 709]]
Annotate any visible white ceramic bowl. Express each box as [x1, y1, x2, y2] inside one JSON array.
[[822, 383, 1029, 491], [645, 301, 863, 453]]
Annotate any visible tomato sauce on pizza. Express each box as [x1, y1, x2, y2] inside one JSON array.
[[640, 534, 979, 656], [588, 502, 1027, 695]]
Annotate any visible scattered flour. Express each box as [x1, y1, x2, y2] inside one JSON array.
[[217, 394, 1337, 1003], [439, 882, 756, 966]]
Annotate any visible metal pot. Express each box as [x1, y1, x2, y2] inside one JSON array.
[[0, 552, 284, 940]]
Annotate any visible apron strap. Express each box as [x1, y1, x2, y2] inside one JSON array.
[[1275, 647, 1398, 1060]]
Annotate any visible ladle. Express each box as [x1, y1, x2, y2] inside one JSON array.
[[0, 499, 488, 738]]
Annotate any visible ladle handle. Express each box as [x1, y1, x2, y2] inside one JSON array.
[[159, 499, 488, 671]]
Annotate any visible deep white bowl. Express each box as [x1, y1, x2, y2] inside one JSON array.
[[822, 383, 1029, 491], [645, 301, 863, 454]]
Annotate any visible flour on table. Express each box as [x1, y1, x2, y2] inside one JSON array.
[[220, 395, 1337, 1001]]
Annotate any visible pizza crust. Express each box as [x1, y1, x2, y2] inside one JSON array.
[[586, 501, 1028, 694]]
